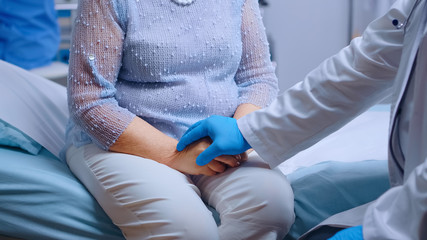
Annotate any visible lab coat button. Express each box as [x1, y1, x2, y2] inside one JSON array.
[[392, 19, 404, 29]]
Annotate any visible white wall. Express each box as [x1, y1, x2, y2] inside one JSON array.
[[262, 0, 351, 92], [262, 0, 395, 93]]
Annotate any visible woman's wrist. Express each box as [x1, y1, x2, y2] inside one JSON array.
[[233, 103, 260, 120], [110, 117, 180, 163]]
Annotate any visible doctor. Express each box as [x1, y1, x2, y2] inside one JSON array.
[[177, 0, 427, 239]]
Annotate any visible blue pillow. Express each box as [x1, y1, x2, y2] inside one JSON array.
[[0, 119, 42, 155]]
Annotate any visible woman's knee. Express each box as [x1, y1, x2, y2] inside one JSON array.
[[122, 204, 219, 240], [167, 207, 219, 240], [256, 171, 295, 231], [221, 169, 295, 231]]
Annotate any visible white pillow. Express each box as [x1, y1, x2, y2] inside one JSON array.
[[0, 60, 69, 158]]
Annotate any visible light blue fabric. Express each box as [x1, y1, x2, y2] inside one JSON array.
[[0, 119, 41, 155], [0, 0, 60, 70], [0, 146, 124, 240], [284, 160, 390, 240]]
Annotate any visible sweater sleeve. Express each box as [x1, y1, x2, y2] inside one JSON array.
[[68, 0, 135, 150], [234, 0, 279, 108]]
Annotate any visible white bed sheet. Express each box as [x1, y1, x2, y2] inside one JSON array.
[[0, 60, 68, 158], [277, 105, 390, 175]]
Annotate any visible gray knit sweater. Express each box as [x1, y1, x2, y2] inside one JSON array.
[[65, 0, 278, 152]]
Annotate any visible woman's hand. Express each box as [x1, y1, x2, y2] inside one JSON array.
[[110, 117, 244, 176], [165, 138, 241, 176]]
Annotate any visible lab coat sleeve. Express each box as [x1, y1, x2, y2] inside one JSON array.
[[363, 158, 427, 240], [237, 0, 410, 168]]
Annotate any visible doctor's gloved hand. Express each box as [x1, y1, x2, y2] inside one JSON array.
[[328, 225, 363, 240], [177, 115, 251, 166]]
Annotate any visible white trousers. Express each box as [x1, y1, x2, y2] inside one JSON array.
[[66, 144, 294, 240]]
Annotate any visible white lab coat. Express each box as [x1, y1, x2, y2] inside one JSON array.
[[237, 0, 427, 239]]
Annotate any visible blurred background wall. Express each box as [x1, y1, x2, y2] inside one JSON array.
[[261, 0, 396, 92]]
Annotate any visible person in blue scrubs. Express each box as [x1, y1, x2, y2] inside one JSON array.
[[0, 0, 60, 70]]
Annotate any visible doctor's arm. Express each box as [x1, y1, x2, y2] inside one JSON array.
[[178, 1, 406, 166]]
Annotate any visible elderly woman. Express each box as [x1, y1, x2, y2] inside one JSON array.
[[63, 0, 294, 239]]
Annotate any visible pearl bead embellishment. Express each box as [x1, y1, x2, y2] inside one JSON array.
[[171, 0, 195, 6]]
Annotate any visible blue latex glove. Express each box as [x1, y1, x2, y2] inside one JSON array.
[[177, 115, 251, 166], [328, 226, 364, 240]]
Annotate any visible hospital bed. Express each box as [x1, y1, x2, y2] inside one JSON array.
[[0, 60, 390, 240]]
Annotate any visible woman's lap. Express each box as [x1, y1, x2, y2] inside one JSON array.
[[67, 143, 219, 240], [67, 144, 295, 240]]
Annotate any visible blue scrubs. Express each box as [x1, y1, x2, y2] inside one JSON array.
[[0, 0, 60, 70]]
